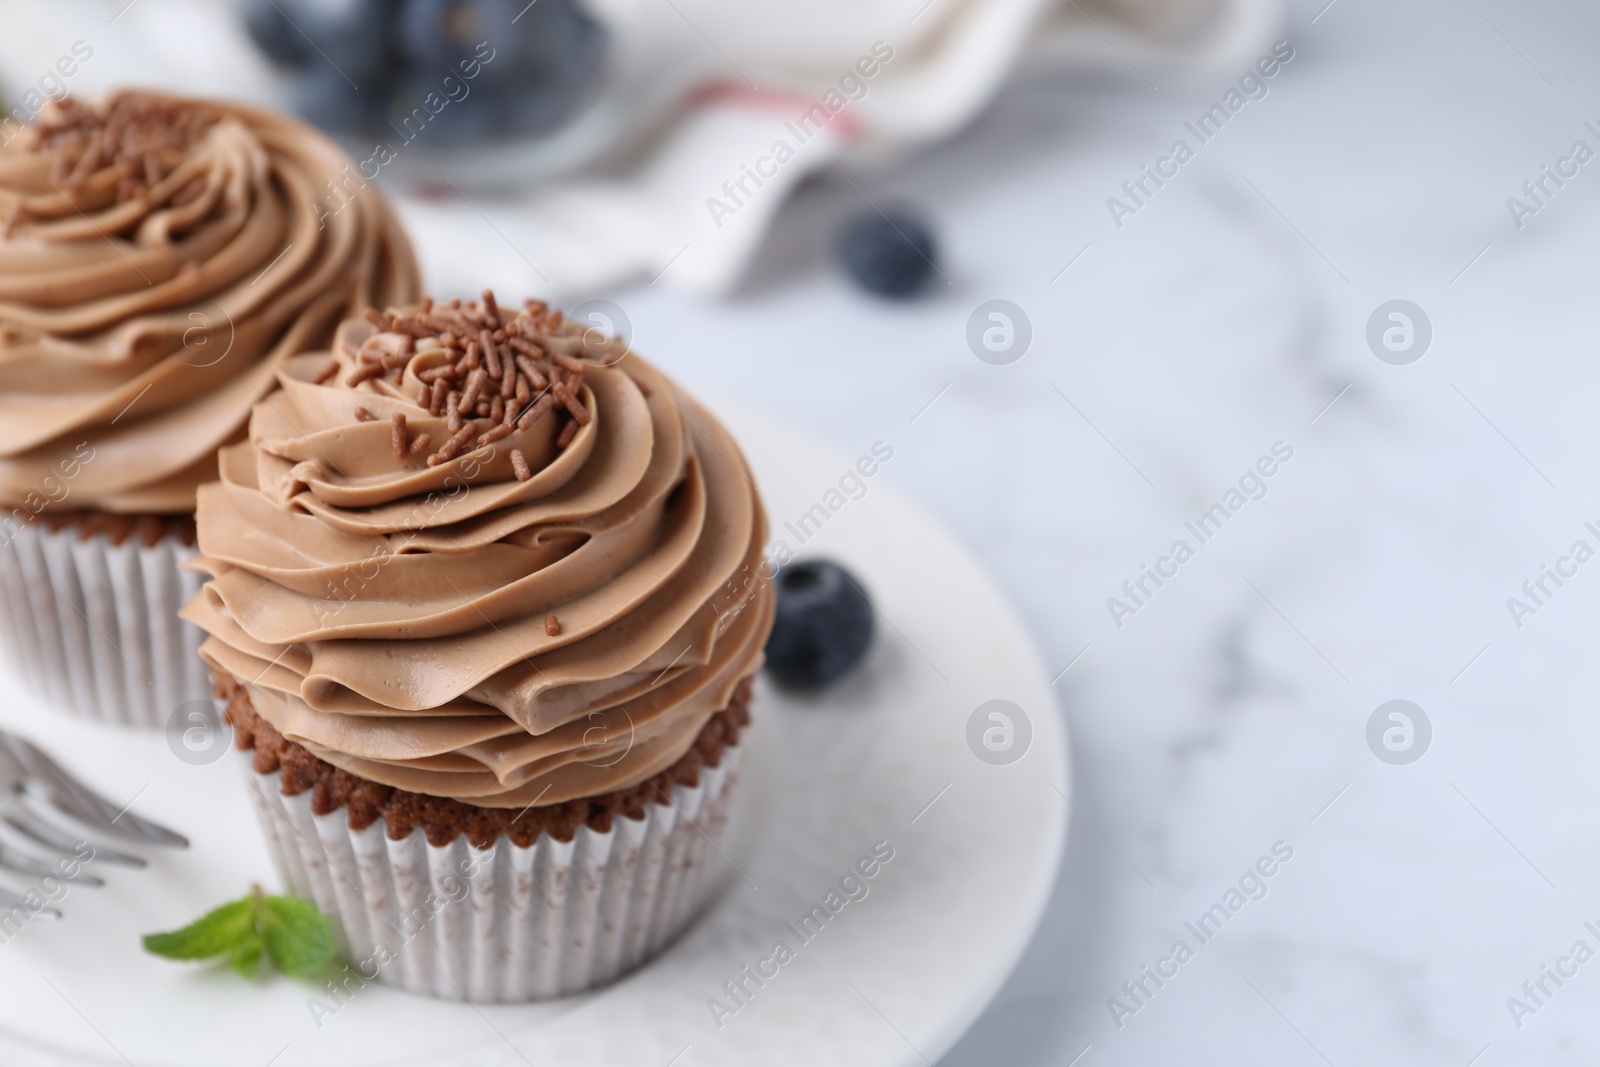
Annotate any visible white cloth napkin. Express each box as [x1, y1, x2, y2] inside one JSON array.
[[404, 0, 1284, 297], [0, 0, 1283, 297]]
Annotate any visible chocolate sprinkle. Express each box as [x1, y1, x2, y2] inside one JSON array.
[[23, 93, 219, 204], [326, 291, 599, 470]]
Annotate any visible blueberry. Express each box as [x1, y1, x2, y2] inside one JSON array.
[[390, 62, 596, 146], [390, 71, 514, 145], [292, 68, 394, 137], [765, 560, 875, 691], [398, 0, 513, 68], [840, 210, 937, 299], [498, 0, 607, 79], [264, 0, 400, 84], [241, 0, 314, 68], [499, 3, 607, 137], [399, 0, 603, 70], [397, 0, 606, 140]]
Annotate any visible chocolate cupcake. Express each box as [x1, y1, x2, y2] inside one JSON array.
[[0, 91, 419, 726], [184, 295, 774, 1001]]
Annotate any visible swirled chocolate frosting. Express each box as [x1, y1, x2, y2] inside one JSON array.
[[0, 91, 419, 513], [184, 296, 774, 806]]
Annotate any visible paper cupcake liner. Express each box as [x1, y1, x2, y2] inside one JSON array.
[[239, 739, 746, 1002], [0, 519, 211, 728]]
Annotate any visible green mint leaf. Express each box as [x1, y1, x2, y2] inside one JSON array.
[[261, 894, 335, 979], [142, 897, 255, 961], [143, 887, 335, 981], [229, 931, 264, 978]]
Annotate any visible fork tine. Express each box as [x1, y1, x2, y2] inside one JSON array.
[[0, 880, 61, 920], [0, 839, 103, 887], [0, 844, 55, 881], [0, 735, 188, 848], [2, 808, 145, 869]]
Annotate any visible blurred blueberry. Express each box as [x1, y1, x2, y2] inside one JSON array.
[[765, 560, 875, 691], [268, 0, 400, 84], [840, 211, 938, 299], [401, 0, 604, 69], [389, 72, 515, 145], [292, 67, 393, 137], [241, 0, 314, 68], [503, 0, 607, 77], [504, 7, 606, 136], [399, 0, 520, 67], [259, 0, 606, 145], [399, 0, 605, 139]]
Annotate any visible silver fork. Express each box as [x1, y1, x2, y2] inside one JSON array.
[[0, 728, 187, 918]]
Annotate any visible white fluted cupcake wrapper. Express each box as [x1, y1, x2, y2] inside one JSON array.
[[0, 520, 210, 728], [239, 740, 745, 1002]]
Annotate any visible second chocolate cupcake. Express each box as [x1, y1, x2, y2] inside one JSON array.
[[0, 90, 419, 726]]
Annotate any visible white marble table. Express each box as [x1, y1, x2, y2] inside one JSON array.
[[497, 2, 1600, 1062], [0, 0, 1594, 1060]]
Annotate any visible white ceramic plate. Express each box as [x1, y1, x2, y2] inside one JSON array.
[[0, 405, 1067, 1067]]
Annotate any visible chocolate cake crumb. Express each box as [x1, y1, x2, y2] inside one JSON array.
[[215, 672, 751, 850], [544, 614, 561, 636]]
